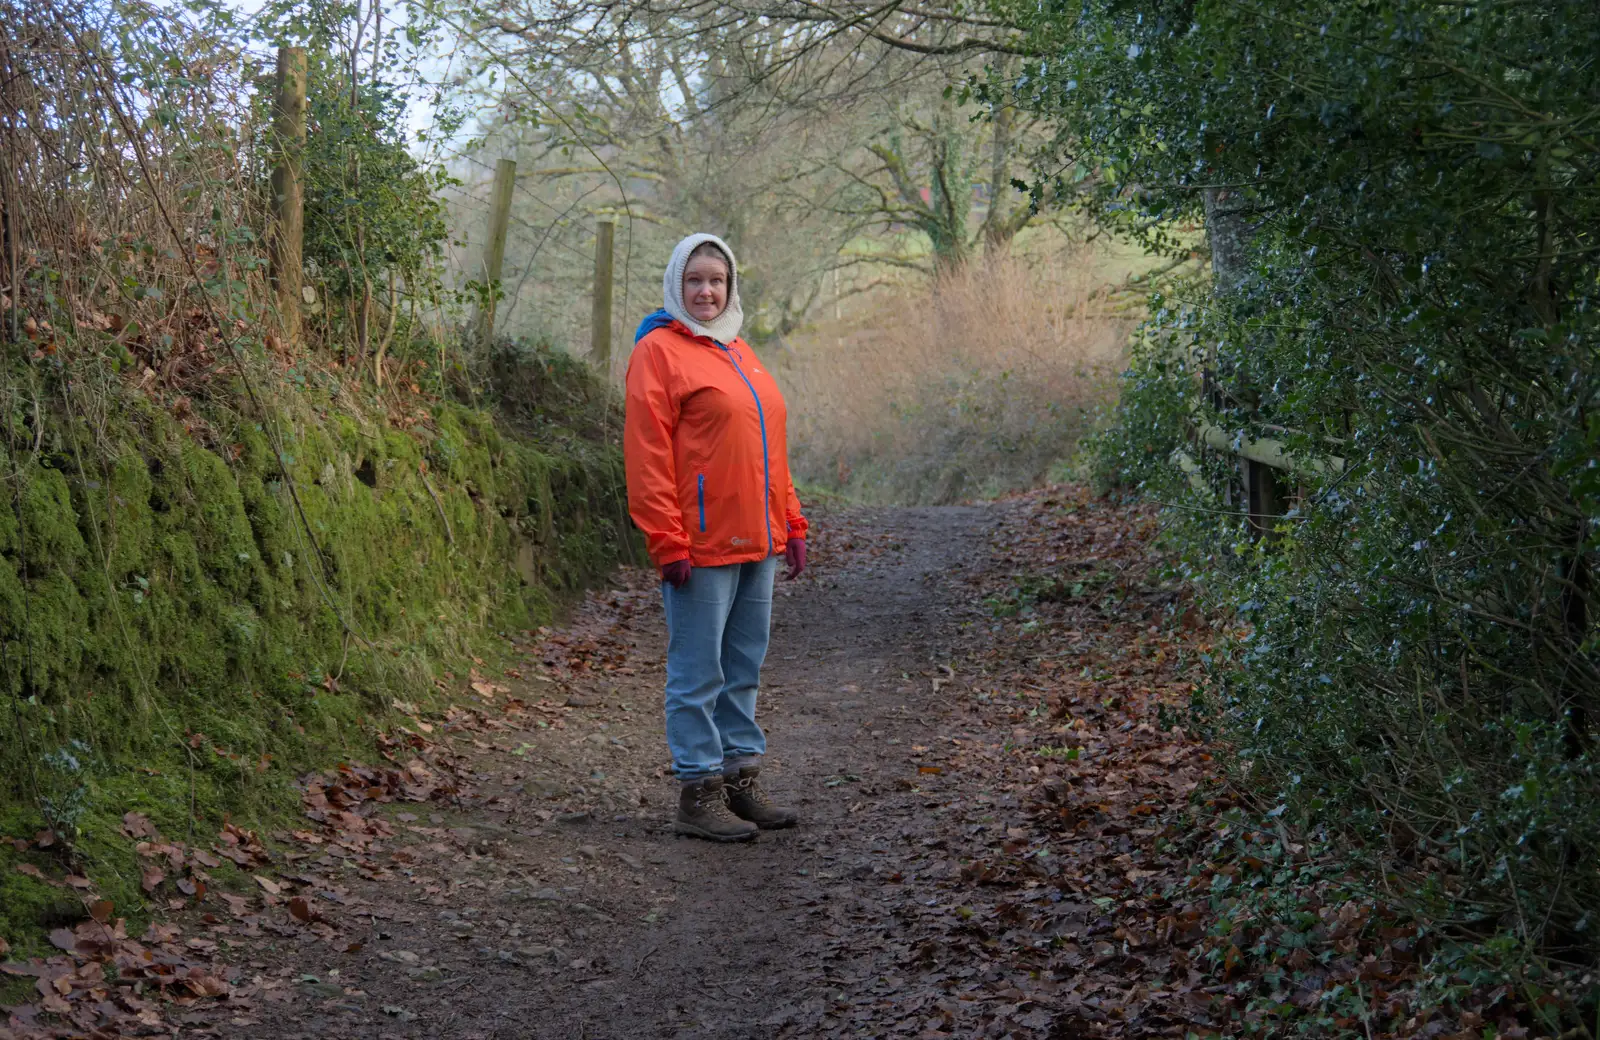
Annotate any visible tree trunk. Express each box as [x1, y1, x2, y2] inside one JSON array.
[[928, 92, 970, 272], [1203, 187, 1250, 290], [983, 57, 1017, 253]]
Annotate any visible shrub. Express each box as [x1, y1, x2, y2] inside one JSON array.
[[1006, 0, 1600, 954]]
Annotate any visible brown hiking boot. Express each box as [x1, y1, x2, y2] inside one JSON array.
[[725, 766, 798, 829], [674, 776, 758, 842]]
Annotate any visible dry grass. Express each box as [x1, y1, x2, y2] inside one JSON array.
[[778, 247, 1133, 504]]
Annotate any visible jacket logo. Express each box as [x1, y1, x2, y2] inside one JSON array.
[[730, 537, 749, 546]]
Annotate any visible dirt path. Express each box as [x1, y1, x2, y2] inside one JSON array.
[[234, 503, 1011, 1039], [524, 504, 989, 1038], [8, 491, 1216, 1040], [226, 491, 1207, 1040]]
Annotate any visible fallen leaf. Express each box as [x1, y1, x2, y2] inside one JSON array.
[[185, 972, 230, 997], [90, 899, 114, 923], [253, 874, 281, 895], [122, 811, 160, 839], [14, 863, 46, 880], [141, 867, 165, 893], [48, 928, 76, 952]]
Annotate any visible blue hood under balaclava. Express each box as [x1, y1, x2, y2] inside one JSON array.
[[634, 232, 744, 346]]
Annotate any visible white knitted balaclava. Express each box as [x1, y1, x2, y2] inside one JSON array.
[[663, 232, 743, 344]]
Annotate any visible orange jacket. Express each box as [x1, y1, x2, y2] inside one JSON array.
[[624, 319, 807, 568]]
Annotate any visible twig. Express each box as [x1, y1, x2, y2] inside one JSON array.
[[420, 467, 455, 545], [333, 630, 352, 683]]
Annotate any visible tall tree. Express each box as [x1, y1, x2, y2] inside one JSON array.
[[442, 0, 1069, 343]]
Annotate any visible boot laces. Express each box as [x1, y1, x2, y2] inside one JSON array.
[[696, 782, 739, 820], [734, 772, 772, 808]]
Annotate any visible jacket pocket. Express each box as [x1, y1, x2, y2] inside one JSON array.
[[696, 474, 706, 533]]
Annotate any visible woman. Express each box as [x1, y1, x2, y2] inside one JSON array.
[[624, 233, 808, 842]]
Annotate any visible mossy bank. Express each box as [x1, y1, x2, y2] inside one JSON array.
[[0, 344, 633, 952]]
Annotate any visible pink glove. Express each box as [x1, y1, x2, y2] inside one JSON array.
[[661, 559, 692, 588], [784, 538, 807, 580]]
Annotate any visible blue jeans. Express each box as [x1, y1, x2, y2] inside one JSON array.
[[662, 556, 776, 781]]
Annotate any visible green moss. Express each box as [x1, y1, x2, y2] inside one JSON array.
[[0, 809, 83, 957], [0, 345, 632, 950]]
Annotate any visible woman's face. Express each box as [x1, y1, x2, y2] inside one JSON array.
[[682, 254, 729, 323]]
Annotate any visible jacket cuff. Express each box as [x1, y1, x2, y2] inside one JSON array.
[[655, 548, 691, 567], [785, 519, 808, 541]]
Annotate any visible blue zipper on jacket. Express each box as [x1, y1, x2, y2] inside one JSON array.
[[697, 474, 706, 532], [716, 342, 775, 556]]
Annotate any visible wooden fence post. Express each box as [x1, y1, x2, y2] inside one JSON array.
[[1202, 186, 1282, 539], [1245, 459, 1285, 540], [475, 157, 516, 347], [591, 219, 614, 371], [269, 46, 307, 349]]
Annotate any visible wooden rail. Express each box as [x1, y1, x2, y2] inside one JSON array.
[[1167, 335, 1345, 535], [1191, 416, 1345, 478], [1176, 413, 1346, 536]]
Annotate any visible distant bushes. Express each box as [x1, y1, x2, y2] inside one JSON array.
[[783, 251, 1129, 504]]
